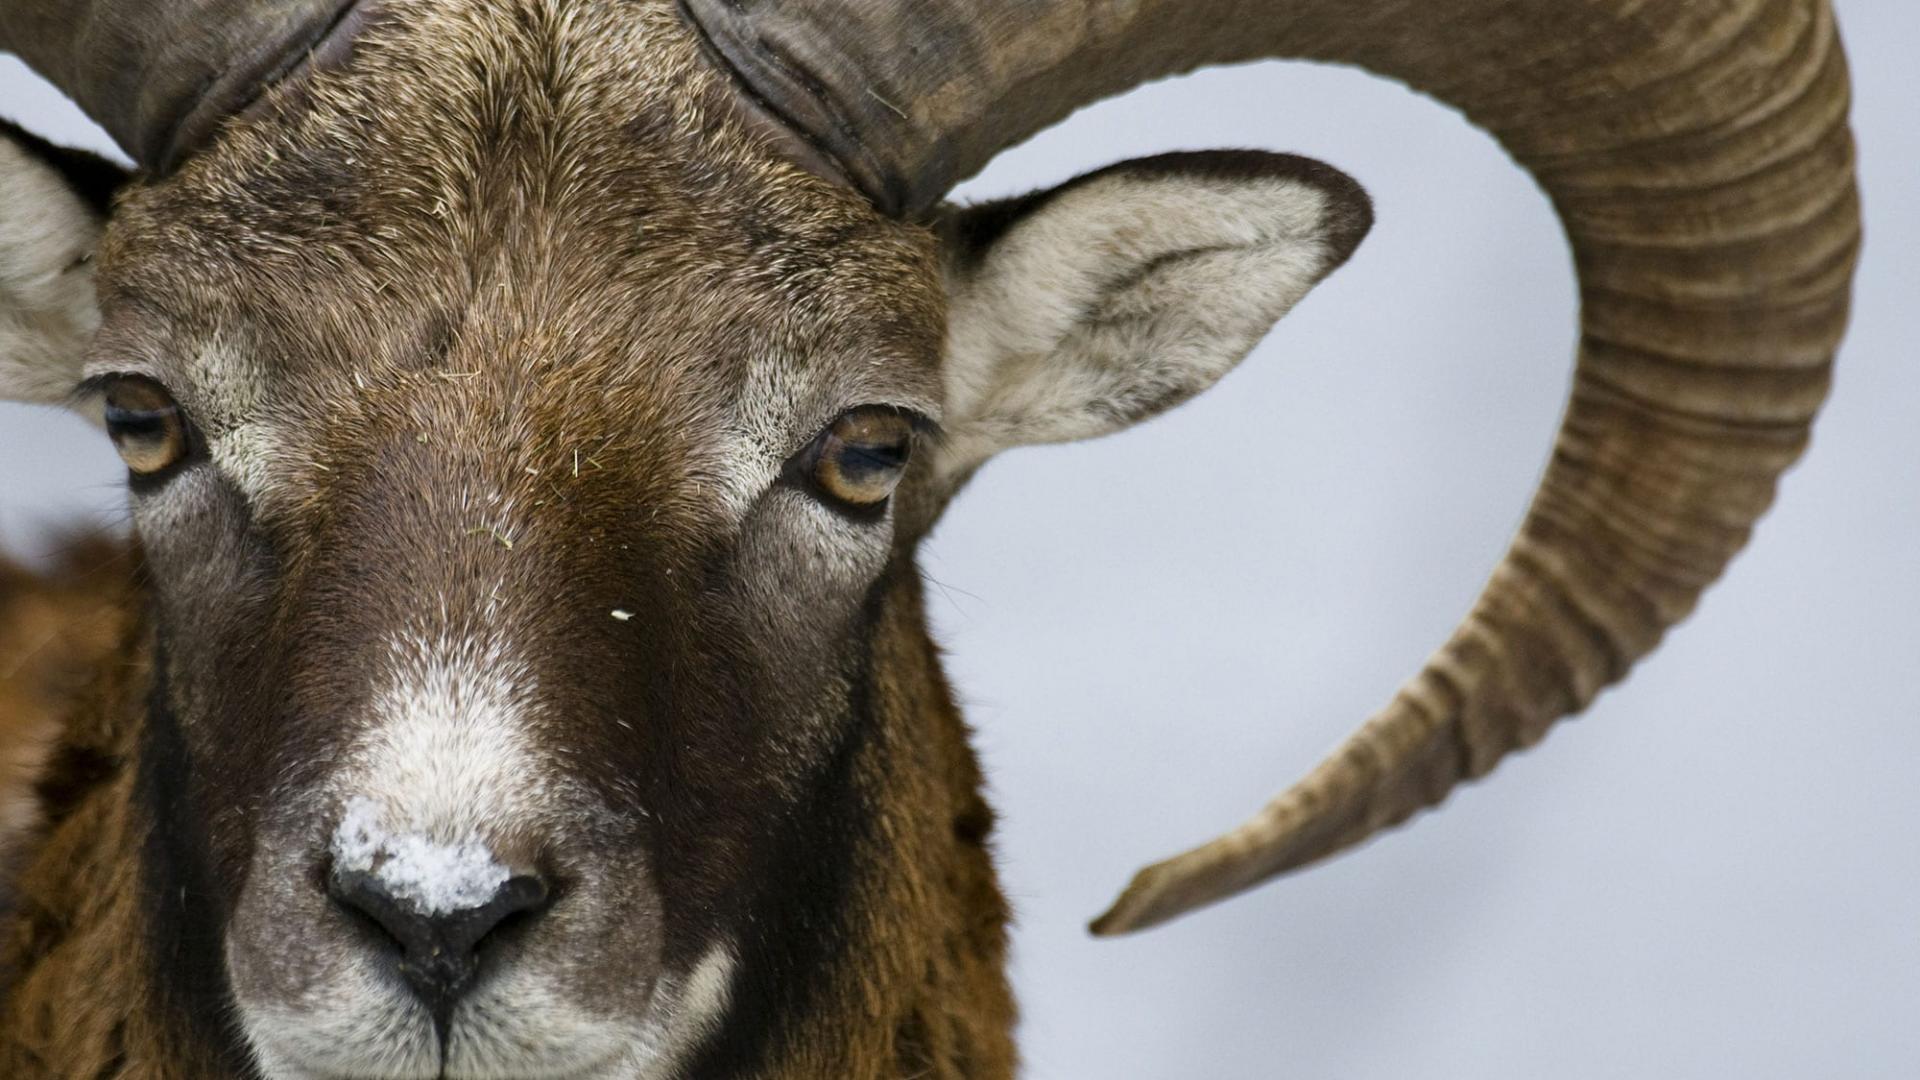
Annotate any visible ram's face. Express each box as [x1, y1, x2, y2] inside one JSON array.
[[92, 4, 946, 1075], [3, 0, 1369, 1072], [0, 0, 1862, 1073]]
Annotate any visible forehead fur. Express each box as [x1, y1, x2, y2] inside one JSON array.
[[89, 0, 944, 525]]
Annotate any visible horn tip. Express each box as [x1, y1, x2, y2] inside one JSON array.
[[1086, 862, 1195, 938], [1087, 773, 1380, 937]]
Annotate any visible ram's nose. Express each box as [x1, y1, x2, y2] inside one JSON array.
[[328, 863, 551, 1019]]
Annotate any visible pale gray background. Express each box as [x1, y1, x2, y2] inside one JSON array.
[[3, 2, 1915, 1077]]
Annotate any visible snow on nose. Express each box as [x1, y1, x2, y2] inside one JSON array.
[[331, 797, 511, 916]]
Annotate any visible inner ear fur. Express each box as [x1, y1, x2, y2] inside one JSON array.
[[931, 149, 1371, 479], [0, 119, 129, 407], [944, 150, 1370, 272], [0, 119, 126, 216]]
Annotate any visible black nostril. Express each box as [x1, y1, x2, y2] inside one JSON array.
[[327, 867, 550, 1018]]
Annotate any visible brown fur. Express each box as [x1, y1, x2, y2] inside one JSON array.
[[0, 539, 132, 928], [2, 3, 1018, 1076], [0, 2, 1369, 1075], [0, 558, 1015, 1079], [5, 0, 1864, 1067], [0, 548, 245, 1078]]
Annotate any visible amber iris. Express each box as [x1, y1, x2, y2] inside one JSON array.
[[809, 407, 915, 507], [102, 375, 190, 476]]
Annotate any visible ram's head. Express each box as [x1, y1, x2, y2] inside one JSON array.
[[0, 1, 1856, 1078]]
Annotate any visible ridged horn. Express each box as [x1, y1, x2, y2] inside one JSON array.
[[683, 0, 1861, 933], [0, 0, 355, 170]]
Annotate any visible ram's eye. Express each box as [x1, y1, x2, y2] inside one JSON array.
[[101, 376, 190, 476], [807, 407, 917, 508]]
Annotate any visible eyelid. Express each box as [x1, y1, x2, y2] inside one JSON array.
[[71, 370, 180, 410], [69, 372, 123, 412], [829, 404, 941, 441], [901, 410, 943, 440], [72, 373, 115, 399], [780, 403, 940, 465]]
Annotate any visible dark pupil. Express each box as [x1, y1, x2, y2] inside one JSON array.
[[837, 438, 908, 484], [105, 405, 171, 443]]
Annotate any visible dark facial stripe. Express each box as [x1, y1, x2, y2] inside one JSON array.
[[682, 566, 900, 1079], [135, 655, 256, 1077]]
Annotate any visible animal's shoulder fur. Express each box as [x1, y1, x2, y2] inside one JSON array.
[[0, 539, 136, 933]]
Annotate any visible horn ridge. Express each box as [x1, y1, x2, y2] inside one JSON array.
[[683, 0, 1861, 932], [0, 0, 356, 169]]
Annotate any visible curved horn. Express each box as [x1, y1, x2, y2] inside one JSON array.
[[0, 0, 354, 170], [684, 0, 1861, 932]]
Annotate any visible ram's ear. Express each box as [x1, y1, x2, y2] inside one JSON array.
[[931, 151, 1371, 479], [0, 119, 126, 406]]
